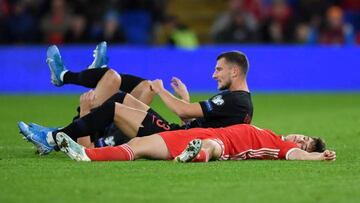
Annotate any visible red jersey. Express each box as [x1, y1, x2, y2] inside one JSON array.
[[159, 124, 299, 160]]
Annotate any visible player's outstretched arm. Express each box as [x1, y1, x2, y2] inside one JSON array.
[[150, 79, 203, 119], [287, 148, 336, 161]]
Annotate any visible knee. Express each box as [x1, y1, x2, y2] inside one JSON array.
[[133, 80, 155, 105], [202, 139, 222, 159], [104, 69, 121, 86], [141, 80, 151, 87], [141, 80, 154, 93]]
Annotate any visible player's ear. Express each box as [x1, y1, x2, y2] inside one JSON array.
[[231, 65, 240, 78]]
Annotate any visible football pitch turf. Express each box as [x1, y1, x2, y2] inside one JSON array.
[[0, 93, 359, 203]]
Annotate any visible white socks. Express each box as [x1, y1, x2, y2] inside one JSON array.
[[46, 132, 56, 146]]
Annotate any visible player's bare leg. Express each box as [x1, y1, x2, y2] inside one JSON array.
[[129, 80, 155, 105], [112, 103, 149, 138], [92, 69, 121, 107], [200, 139, 222, 160], [90, 70, 154, 108], [58, 132, 171, 162], [82, 73, 153, 113], [77, 73, 151, 148], [76, 92, 150, 148], [76, 82, 122, 148], [122, 92, 150, 111], [127, 134, 172, 160]]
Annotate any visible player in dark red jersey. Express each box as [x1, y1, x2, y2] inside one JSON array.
[[55, 124, 336, 162], [19, 49, 253, 155]]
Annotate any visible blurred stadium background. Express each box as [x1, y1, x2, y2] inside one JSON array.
[[1, 0, 360, 203], [1, 0, 360, 45], [0, 0, 360, 93]]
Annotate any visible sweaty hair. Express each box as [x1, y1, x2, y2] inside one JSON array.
[[216, 51, 249, 76], [310, 137, 326, 152]]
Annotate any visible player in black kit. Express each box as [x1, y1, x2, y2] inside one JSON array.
[[19, 47, 253, 155]]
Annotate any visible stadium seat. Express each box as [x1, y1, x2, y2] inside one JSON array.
[[120, 10, 153, 44]]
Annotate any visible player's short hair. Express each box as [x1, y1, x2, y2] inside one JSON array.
[[216, 51, 249, 76], [310, 137, 326, 152]]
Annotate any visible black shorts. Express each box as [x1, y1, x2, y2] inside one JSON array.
[[137, 112, 183, 137], [96, 123, 131, 147], [98, 109, 184, 146], [99, 117, 182, 147]]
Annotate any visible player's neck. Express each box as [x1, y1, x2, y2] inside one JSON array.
[[229, 80, 249, 92]]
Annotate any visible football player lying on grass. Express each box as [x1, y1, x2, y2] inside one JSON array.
[[40, 124, 335, 162], [40, 43, 253, 152]]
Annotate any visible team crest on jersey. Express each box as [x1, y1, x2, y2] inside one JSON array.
[[211, 95, 224, 106], [104, 136, 115, 146]]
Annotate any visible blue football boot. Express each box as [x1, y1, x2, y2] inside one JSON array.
[[18, 121, 54, 155], [46, 45, 68, 87], [18, 121, 33, 142], [29, 122, 60, 132], [88, 41, 108, 69]]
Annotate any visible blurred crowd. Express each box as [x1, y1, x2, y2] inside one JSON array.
[[0, 0, 359, 45], [0, 0, 167, 44], [211, 0, 360, 44]]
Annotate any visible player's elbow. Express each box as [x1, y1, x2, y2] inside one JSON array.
[[287, 149, 308, 160]]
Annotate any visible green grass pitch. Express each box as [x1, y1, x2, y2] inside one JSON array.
[[0, 93, 359, 203]]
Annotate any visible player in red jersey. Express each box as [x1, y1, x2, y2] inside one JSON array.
[[55, 124, 336, 162]]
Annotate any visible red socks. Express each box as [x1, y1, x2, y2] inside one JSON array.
[[84, 144, 209, 162], [192, 150, 209, 162], [85, 144, 135, 161]]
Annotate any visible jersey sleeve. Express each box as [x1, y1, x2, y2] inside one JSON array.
[[199, 93, 237, 119], [199, 100, 214, 118], [278, 141, 299, 160]]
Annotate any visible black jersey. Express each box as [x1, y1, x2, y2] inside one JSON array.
[[186, 90, 253, 129], [101, 90, 253, 146]]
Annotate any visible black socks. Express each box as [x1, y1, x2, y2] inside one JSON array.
[[63, 68, 109, 88], [106, 91, 126, 103], [119, 74, 145, 93], [63, 69, 147, 94], [52, 100, 116, 142]]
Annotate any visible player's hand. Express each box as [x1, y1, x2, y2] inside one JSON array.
[[322, 150, 336, 161], [171, 77, 190, 102], [79, 90, 96, 117], [150, 79, 164, 94]]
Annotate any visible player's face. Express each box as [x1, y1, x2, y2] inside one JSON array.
[[286, 134, 314, 152], [212, 58, 233, 90]]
